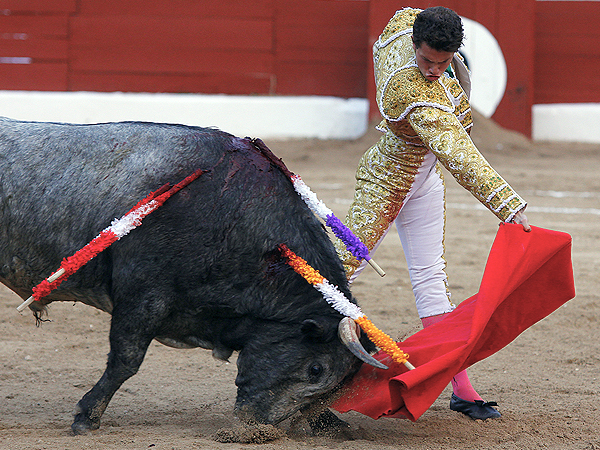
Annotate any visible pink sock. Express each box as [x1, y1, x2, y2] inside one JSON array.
[[420, 313, 446, 328], [421, 314, 483, 403], [451, 370, 482, 402]]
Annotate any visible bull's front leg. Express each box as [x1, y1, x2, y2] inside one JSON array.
[[71, 311, 155, 434]]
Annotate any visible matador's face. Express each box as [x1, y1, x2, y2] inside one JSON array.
[[412, 41, 454, 82]]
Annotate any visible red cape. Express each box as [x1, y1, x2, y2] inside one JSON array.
[[332, 224, 575, 421]]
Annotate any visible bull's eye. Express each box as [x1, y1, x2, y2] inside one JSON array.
[[309, 363, 323, 379]]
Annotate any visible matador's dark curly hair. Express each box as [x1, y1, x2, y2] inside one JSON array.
[[412, 6, 464, 53]]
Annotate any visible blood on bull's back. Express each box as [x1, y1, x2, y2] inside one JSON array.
[[0, 117, 372, 433]]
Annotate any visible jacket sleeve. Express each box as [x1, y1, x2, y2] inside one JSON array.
[[407, 106, 527, 222]]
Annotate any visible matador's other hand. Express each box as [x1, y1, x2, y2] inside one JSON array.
[[512, 210, 531, 232]]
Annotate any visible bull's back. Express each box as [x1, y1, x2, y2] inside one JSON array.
[[0, 117, 238, 302]]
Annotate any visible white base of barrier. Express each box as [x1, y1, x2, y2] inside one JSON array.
[[0, 91, 369, 140], [1, 91, 598, 143], [533, 103, 600, 144]]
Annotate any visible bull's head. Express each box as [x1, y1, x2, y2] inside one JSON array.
[[233, 315, 385, 425]]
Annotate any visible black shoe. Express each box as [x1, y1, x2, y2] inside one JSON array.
[[450, 393, 501, 420]]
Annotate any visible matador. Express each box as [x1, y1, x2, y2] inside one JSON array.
[[334, 6, 530, 420]]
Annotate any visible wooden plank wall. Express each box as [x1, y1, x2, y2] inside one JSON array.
[[0, 0, 76, 90], [534, 1, 600, 104], [0, 0, 368, 97], [274, 0, 368, 97], [70, 0, 276, 94]]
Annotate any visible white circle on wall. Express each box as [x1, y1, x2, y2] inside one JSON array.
[[460, 17, 507, 118]]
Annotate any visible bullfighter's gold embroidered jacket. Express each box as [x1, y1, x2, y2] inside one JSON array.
[[336, 8, 527, 279]]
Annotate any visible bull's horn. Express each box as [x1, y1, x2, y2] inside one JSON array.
[[338, 317, 388, 370]]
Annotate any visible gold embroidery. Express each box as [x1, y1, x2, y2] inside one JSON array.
[[409, 107, 526, 221], [381, 67, 454, 121], [373, 8, 472, 129], [335, 132, 427, 278], [378, 8, 420, 44], [373, 11, 418, 107]]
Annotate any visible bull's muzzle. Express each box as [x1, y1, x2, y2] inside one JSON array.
[[338, 317, 388, 370]]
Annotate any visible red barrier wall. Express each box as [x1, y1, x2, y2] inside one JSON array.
[[0, 0, 368, 97], [0, 0, 598, 137], [0, 1, 75, 90], [534, 0, 600, 104]]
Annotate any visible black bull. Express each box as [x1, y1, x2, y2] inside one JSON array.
[[0, 117, 377, 433]]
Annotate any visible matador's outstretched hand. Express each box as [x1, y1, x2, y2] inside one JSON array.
[[512, 210, 531, 232]]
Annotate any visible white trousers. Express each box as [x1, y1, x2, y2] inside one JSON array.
[[351, 152, 454, 318], [395, 155, 454, 318]]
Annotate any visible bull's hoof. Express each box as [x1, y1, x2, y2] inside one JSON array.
[[71, 414, 100, 435]]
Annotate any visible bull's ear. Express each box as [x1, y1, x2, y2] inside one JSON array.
[[301, 319, 325, 338]]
